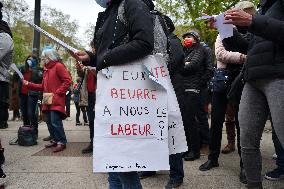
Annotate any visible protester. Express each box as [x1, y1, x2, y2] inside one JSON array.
[[198, 42, 213, 155], [222, 0, 284, 188], [73, 77, 88, 126], [163, 14, 185, 189], [23, 47, 71, 153], [0, 2, 13, 129], [80, 41, 96, 154], [200, 2, 256, 186], [0, 1, 12, 178], [72, 0, 154, 187], [181, 31, 207, 161], [9, 72, 21, 121], [18, 55, 43, 138]]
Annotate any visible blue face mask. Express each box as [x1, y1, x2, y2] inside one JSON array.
[[27, 59, 33, 67], [95, 0, 109, 8]]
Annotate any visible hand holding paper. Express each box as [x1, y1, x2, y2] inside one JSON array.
[[10, 63, 24, 80], [22, 80, 29, 86], [224, 9, 253, 26], [196, 13, 234, 39]]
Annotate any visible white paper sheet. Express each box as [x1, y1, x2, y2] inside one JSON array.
[[10, 63, 23, 80], [215, 13, 234, 40], [195, 13, 233, 40]]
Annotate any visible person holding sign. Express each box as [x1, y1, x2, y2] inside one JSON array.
[[73, 0, 154, 188], [23, 47, 72, 153]]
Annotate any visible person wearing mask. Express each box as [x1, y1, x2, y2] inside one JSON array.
[[181, 31, 207, 161], [0, 1, 12, 178], [220, 0, 284, 188], [72, 0, 154, 187], [18, 55, 43, 138], [23, 47, 71, 153]]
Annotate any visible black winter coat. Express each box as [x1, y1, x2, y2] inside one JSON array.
[[181, 43, 207, 90], [167, 33, 185, 97], [223, 0, 284, 81], [89, 0, 154, 70]]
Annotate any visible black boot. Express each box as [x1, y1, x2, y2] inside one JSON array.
[[0, 122, 8, 129], [82, 143, 93, 154], [0, 149, 4, 165], [184, 151, 200, 161], [246, 182, 263, 189], [199, 160, 219, 171], [0, 166, 5, 178], [240, 167, 247, 184]]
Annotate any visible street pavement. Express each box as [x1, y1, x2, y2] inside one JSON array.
[[0, 105, 283, 189]]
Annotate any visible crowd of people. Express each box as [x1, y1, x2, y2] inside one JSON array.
[[0, 0, 284, 188]]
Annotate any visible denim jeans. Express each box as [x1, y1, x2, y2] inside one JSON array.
[[169, 153, 184, 183], [108, 172, 142, 189], [45, 111, 67, 144], [272, 127, 284, 171], [87, 92, 95, 143]]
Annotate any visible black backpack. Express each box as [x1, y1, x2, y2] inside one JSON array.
[[18, 126, 37, 146]]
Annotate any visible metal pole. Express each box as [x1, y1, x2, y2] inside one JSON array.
[[32, 0, 41, 59]]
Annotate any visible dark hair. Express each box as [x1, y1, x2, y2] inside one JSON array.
[[90, 38, 96, 49], [162, 15, 175, 33], [0, 2, 3, 9]]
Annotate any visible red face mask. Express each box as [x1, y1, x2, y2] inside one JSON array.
[[183, 37, 193, 48]]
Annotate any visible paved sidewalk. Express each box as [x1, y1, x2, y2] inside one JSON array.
[[0, 105, 283, 189]]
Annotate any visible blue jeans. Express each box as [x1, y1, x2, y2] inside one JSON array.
[[87, 92, 95, 143], [169, 153, 184, 183], [45, 111, 67, 144], [272, 127, 284, 171], [108, 172, 142, 189]]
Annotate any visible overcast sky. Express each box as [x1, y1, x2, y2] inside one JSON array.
[[25, 0, 104, 47]]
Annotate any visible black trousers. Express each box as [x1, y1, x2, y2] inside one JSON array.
[[183, 91, 200, 153], [0, 81, 9, 125], [197, 89, 210, 146], [208, 91, 242, 167], [74, 102, 88, 123]]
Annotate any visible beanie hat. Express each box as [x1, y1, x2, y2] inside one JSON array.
[[182, 31, 200, 42], [41, 45, 60, 62]]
